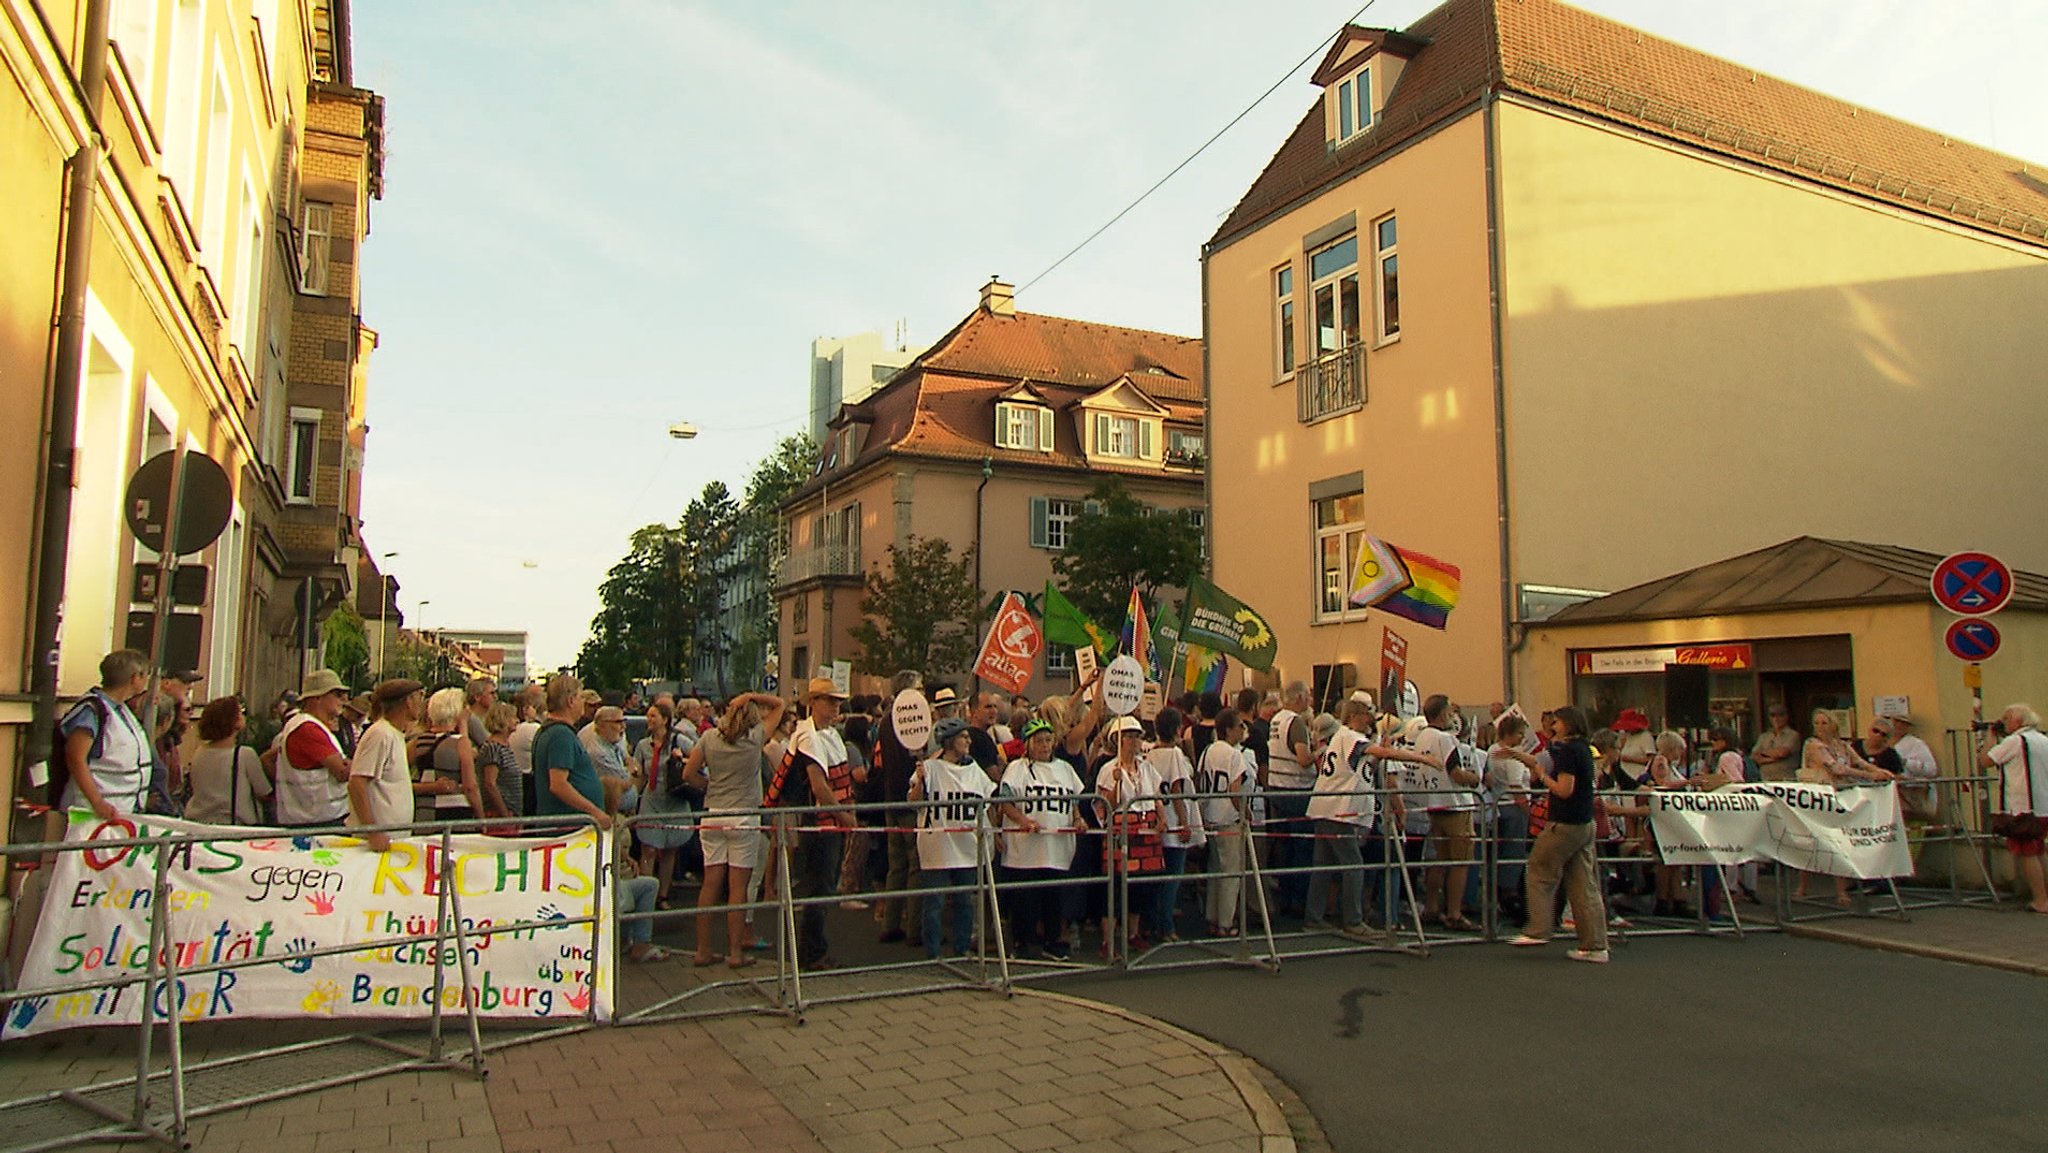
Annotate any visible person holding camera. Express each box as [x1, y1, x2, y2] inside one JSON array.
[[1977, 705, 2048, 913]]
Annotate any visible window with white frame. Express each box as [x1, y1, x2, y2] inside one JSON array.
[[163, 0, 204, 196], [1310, 234, 1361, 358], [238, 175, 264, 357], [286, 407, 320, 504], [199, 68, 231, 272], [1373, 214, 1400, 341], [1093, 413, 1153, 460], [1314, 490, 1367, 621], [1336, 68, 1373, 143], [1274, 264, 1295, 379], [1044, 497, 1080, 550], [1167, 428, 1204, 463], [1045, 645, 1075, 674], [996, 401, 1053, 452], [300, 202, 331, 295], [112, 0, 158, 114]]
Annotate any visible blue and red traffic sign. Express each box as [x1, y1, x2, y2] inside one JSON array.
[[1931, 551, 2013, 616], [1944, 618, 2001, 662]]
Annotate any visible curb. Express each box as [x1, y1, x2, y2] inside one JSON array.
[[1013, 987, 1306, 1153], [1784, 924, 2048, 978]]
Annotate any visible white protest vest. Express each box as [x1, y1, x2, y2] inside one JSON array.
[[276, 712, 349, 824], [1267, 708, 1312, 789]]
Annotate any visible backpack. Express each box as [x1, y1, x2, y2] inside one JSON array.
[[38, 694, 114, 808]]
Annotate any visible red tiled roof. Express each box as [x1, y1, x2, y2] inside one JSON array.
[[912, 308, 1204, 397], [1212, 0, 2048, 251]]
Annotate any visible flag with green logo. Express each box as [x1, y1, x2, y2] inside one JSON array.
[[1042, 581, 1114, 662], [1182, 576, 1277, 671]]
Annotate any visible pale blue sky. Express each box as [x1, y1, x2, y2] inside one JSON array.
[[351, 0, 2048, 671]]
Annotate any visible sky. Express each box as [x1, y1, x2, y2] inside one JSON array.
[[350, 0, 2048, 672]]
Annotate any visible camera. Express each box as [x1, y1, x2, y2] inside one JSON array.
[[1972, 719, 2007, 737]]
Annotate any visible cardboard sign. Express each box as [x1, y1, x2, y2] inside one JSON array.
[[1102, 655, 1145, 717], [828, 660, 851, 697], [1872, 695, 1910, 722], [973, 591, 1042, 696], [892, 689, 933, 753], [1379, 628, 1408, 714], [1074, 646, 1099, 703], [1138, 682, 1163, 722]]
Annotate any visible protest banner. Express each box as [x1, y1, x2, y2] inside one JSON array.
[[1102, 655, 1145, 716], [1648, 783, 1911, 878], [4, 813, 613, 1037], [1378, 627, 1408, 711], [891, 688, 933, 753], [973, 591, 1041, 695]]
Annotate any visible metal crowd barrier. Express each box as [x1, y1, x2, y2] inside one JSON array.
[[0, 812, 603, 1153]]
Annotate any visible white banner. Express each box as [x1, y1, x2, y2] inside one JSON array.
[[4, 812, 614, 1037], [1648, 783, 1912, 879]]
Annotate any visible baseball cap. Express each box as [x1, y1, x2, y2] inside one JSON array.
[[169, 670, 206, 685]]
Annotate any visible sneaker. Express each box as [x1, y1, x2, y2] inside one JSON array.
[[1338, 924, 1376, 942], [1566, 948, 1610, 964], [1507, 934, 1549, 947]]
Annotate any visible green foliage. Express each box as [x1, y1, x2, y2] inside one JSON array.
[[848, 535, 980, 680], [681, 480, 741, 696], [1051, 477, 1205, 626], [321, 601, 370, 689], [576, 522, 690, 690]]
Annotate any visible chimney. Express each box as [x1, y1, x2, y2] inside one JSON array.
[[980, 277, 1015, 317]]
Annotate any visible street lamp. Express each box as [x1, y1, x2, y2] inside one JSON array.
[[667, 422, 699, 440], [377, 551, 398, 679]]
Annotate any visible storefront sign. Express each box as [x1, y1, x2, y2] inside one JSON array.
[[5, 814, 612, 1038], [1574, 643, 1753, 675], [1647, 783, 1911, 879]]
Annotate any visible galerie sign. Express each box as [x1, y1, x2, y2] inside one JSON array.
[[1647, 783, 1911, 879], [4, 813, 614, 1038]]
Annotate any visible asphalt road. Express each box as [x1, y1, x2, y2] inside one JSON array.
[[1062, 935, 2048, 1153]]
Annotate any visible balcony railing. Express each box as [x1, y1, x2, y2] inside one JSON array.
[[774, 544, 863, 587], [1296, 344, 1367, 424]]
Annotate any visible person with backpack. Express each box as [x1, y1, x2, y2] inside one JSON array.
[[55, 649, 155, 821], [409, 688, 484, 824]]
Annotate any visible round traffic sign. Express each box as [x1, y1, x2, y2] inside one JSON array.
[[1944, 618, 2001, 662], [1931, 551, 2013, 616], [124, 450, 233, 555]]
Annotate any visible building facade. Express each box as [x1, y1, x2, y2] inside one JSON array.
[[779, 280, 1206, 700], [808, 330, 919, 446], [1203, 0, 2048, 709], [1, 0, 384, 820], [433, 628, 530, 690]]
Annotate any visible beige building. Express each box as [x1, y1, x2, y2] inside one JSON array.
[[1203, 0, 2048, 710], [1, 0, 383, 823], [778, 281, 1206, 699]]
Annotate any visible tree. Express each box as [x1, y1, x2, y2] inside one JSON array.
[[680, 480, 741, 697], [734, 433, 814, 689], [1052, 477, 1205, 626], [321, 601, 370, 689], [848, 535, 980, 680], [576, 522, 691, 690]]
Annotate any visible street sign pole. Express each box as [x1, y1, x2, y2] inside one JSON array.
[[136, 446, 186, 750]]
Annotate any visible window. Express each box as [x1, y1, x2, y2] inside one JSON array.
[[286, 407, 319, 504], [300, 202, 331, 295], [996, 401, 1053, 452], [1045, 645, 1075, 674], [1374, 214, 1400, 341], [792, 593, 809, 635], [1167, 429, 1204, 463], [112, 0, 158, 113], [200, 68, 230, 272], [1336, 68, 1371, 142], [1033, 497, 1079, 551], [163, 1, 204, 196], [238, 175, 264, 356], [1274, 265, 1295, 379], [1314, 491, 1367, 621], [791, 645, 810, 682], [1092, 414, 1154, 460], [1309, 235, 1361, 359]]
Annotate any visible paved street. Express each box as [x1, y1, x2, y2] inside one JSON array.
[[1065, 928, 2048, 1153]]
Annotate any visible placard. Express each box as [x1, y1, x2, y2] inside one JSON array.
[[1074, 646, 1099, 703], [1102, 655, 1145, 717], [973, 591, 1042, 696], [828, 660, 851, 697], [891, 689, 933, 753], [1647, 783, 1911, 878], [1138, 682, 1163, 722]]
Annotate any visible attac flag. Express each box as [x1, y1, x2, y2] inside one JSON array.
[[1348, 534, 1412, 607], [1182, 577, 1277, 671], [1042, 581, 1114, 662], [1375, 546, 1461, 630], [1120, 586, 1157, 679], [973, 590, 1042, 696]]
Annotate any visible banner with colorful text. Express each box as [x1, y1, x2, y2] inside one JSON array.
[[3, 813, 614, 1037], [1647, 783, 1911, 879]]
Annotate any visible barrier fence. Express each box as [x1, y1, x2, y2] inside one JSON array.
[[0, 771, 2027, 1151]]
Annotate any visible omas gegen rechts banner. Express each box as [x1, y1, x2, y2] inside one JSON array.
[[4, 813, 614, 1038], [1648, 782, 1912, 879]]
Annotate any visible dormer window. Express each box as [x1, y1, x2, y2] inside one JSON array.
[[1094, 414, 1150, 459], [1336, 68, 1372, 142], [996, 400, 1053, 452]]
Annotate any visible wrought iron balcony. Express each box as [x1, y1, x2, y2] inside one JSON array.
[[773, 544, 863, 588], [1296, 344, 1367, 424]]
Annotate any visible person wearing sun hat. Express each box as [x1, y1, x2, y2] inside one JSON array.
[[769, 675, 855, 968], [275, 668, 354, 828], [1883, 707, 1940, 819], [1610, 707, 1655, 789], [997, 716, 1089, 958]]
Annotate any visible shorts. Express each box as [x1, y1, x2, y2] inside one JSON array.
[[1427, 810, 1476, 863], [2008, 835, 2045, 858], [701, 815, 762, 869]]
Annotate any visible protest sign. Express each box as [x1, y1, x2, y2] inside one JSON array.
[[973, 591, 1042, 695], [892, 689, 933, 753], [1102, 655, 1145, 716], [1648, 783, 1911, 878]]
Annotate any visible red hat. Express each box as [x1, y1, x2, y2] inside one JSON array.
[[1612, 708, 1651, 733]]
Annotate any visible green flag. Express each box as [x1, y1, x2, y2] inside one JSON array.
[[1042, 581, 1114, 661], [1151, 596, 1184, 685], [1182, 576, 1277, 671]]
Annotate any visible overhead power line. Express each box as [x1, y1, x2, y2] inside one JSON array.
[[1016, 1, 1378, 297]]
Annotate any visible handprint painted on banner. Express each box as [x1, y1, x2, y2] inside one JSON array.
[[8, 998, 45, 1031], [290, 836, 315, 851], [305, 892, 336, 916], [302, 981, 341, 1015], [309, 849, 340, 866], [282, 937, 317, 974], [246, 840, 280, 853], [564, 986, 591, 1013]]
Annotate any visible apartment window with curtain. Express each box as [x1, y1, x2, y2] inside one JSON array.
[[995, 401, 1053, 452], [300, 202, 332, 294], [1092, 413, 1154, 460], [287, 407, 320, 504], [1374, 214, 1400, 341], [1273, 264, 1295, 380], [1314, 489, 1367, 622]]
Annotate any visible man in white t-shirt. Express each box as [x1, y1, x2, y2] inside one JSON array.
[[1411, 695, 1479, 930], [775, 677, 853, 967], [1265, 683, 1316, 916], [1196, 710, 1255, 934], [348, 679, 423, 851], [1304, 699, 1377, 938], [1886, 712, 1940, 820], [1978, 704, 2048, 914]]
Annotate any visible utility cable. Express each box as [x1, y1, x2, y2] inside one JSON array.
[[1016, 0, 1378, 297]]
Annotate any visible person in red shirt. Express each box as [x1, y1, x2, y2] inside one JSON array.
[[274, 670, 352, 827]]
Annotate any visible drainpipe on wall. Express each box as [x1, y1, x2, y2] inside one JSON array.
[[1483, 88, 1519, 703], [972, 457, 992, 695], [25, 0, 113, 780]]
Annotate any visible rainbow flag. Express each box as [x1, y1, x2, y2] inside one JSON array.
[[1120, 585, 1157, 676], [1348, 534, 1411, 607], [1374, 546, 1461, 630], [1183, 645, 1229, 694]]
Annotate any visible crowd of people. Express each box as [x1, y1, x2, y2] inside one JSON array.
[[46, 646, 2048, 973]]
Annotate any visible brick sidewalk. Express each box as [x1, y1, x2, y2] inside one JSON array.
[[48, 988, 1296, 1153]]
